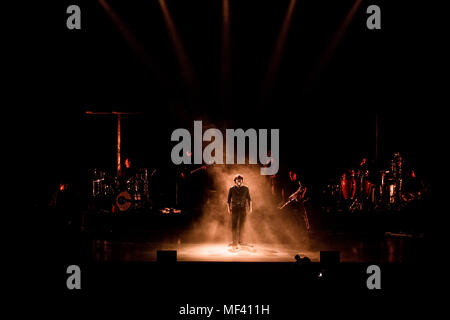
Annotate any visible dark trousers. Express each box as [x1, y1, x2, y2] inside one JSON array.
[[231, 206, 247, 245]]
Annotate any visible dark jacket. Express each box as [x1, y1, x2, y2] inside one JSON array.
[[227, 185, 251, 208]]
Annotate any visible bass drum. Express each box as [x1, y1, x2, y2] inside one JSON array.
[[115, 191, 132, 212]]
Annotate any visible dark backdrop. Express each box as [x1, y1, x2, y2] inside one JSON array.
[[20, 0, 437, 206]]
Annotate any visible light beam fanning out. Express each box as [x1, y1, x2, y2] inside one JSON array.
[[221, 0, 231, 105], [263, 0, 297, 94], [314, 0, 363, 78], [98, 0, 154, 69], [158, 0, 196, 89]]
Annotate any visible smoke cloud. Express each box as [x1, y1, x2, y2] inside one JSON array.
[[181, 164, 310, 247]]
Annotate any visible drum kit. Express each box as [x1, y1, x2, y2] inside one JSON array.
[[89, 168, 152, 212], [91, 169, 116, 198], [325, 153, 410, 212], [338, 168, 375, 212]]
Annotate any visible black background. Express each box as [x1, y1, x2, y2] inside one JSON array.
[[21, 0, 438, 204]]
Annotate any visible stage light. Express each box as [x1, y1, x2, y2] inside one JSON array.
[[97, 0, 153, 67], [263, 0, 297, 93], [314, 0, 363, 77], [158, 0, 195, 88], [221, 0, 231, 103]]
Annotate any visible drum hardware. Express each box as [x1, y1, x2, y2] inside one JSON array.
[[389, 183, 396, 204], [160, 208, 182, 214], [325, 182, 341, 201], [380, 172, 403, 208], [92, 178, 104, 197], [349, 198, 363, 212], [89, 167, 154, 212]]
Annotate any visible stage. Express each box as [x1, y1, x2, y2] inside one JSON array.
[[86, 229, 424, 264], [91, 241, 320, 262]]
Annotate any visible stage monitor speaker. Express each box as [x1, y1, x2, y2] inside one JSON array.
[[157, 250, 177, 263], [320, 251, 340, 265]]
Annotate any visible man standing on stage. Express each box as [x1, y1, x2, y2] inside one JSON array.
[[227, 174, 252, 249]]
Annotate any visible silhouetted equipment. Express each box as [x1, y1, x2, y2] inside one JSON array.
[[294, 254, 311, 266]]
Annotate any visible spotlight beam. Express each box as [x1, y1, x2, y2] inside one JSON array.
[[220, 0, 231, 106], [158, 0, 196, 89], [314, 0, 363, 79], [98, 0, 155, 70], [263, 0, 297, 94]]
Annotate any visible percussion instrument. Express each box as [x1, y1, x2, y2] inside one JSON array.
[[115, 191, 132, 212], [340, 170, 356, 200], [89, 167, 152, 212]]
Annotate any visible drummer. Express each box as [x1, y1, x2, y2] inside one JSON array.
[[119, 157, 137, 185]]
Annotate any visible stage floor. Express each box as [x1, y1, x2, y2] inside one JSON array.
[[87, 231, 424, 263], [91, 241, 320, 262]]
